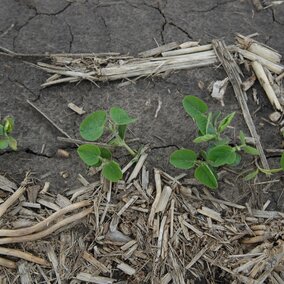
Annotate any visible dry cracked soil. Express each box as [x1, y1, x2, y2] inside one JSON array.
[[0, 0, 284, 209]]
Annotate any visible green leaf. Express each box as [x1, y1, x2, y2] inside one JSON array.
[[110, 107, 136, 125], [102, 161, 123, 182], [207, 145, 236, 167], [100, 147, 112, 159], [193, 134, 216, 143], [196, 113, 208, 135], [0, 137, 9, 150], [244, 169, 259, 181], [170, 149, 197, 170], [212, 111, 221, 127], [239, 131, 245, 145], [3, 116, 14, 134], [77, 144, 101, 166], [280, 152, 284, 171], [0, 125, 4, 136], [182, 96, 208, 119], [109, 136, 124, 147], [205, 112, 216, 135], [230, 153, 241, 166], [80, 111, 107, 141], [118, 124, 127, 139], [194, 163, 218, 189], [218, 112, 235, 133], [242, 145, 259, 156], [8, 136, 17, 150]]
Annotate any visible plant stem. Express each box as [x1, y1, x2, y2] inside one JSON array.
[[123, 142, 136, 156]]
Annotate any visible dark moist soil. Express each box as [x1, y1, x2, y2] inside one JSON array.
[[0, 0, 284, 256]]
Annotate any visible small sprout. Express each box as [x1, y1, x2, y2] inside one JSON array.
[[0, 116, 17, 151], [77, 107, 136, 182], [170, 95, 260, 189]]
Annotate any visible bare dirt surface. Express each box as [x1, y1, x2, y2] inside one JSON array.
[[0, 0, 284, 230]]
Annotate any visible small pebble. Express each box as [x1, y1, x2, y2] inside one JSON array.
[[57, 149, 70, 158], [269, 111, 281, 123]]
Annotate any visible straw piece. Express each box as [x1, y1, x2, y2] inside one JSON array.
[[252, 61, 283, 112]]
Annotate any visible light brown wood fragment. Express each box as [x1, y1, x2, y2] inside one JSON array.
[[76, 272, 115, 283], [155, 186, 172, 213], [0, 175, 17, 193], [68, 102, 86, 115], [213, 40, 270, 170], [197, 206, 224, 223], [37, 198, 61, 211], [117, 262, 136, 275], [56, 149, 70, 158], [21, 202, 41, 209], [40, 181, 50, 194], [186, 246, 208, 269], [179, 41, 200, 48], [161, 273, 172, 284], [120, 240, 137, 251], [0, 256, 16, 269], [182, 220, 203, 237], [82, 251, 110, 273], [138, 42, 179, 57], [170, 199, 175, 238], [148, 169, 162, 226], [162, 44, 212, 57], [117, 196, 138, 216], [47, 246, 61, 284], [252, 61, 283, 112], [161, 225, 169, 259], [133, 180, 149, 202], [178, 216, 191, 240], [56, 194, 72, 208], [127, 153, 148, 183], [156, 215, 167, 260], [0, 174, 30, 218]]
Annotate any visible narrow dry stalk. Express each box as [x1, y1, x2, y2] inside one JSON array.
[[82, 251, 110, 273], [162, 44, 212, 57], [252, 61, 283, 112], [0, 247, 50, 266], [138, 42, 179, 57], [148, 169, 162, 226], [213, 39, 270, 170], [127, 152, 148, 183], [0, 173, 30, 218], [0, 256, 17, 269], [0, 200, 91, 237], [0, 207, 93, 244]]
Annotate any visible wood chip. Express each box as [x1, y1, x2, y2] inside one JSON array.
[[68, 102, 86, 115]]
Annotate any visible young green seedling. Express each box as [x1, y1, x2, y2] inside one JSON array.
[[77, 107, 136, 182], [0, 116, 17, 151], [170, 95, 259, 189], [244, 152, 284, 181]]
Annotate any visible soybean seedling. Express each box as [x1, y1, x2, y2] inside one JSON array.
[[170, 95, 259, 189], [77, 107, 137, 182], [0, 116, 17, 151]]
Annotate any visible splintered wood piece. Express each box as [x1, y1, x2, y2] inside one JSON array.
[[55, 194, 72, 208], [40, 181, 50, 194], [186, 246, 208, 269], [138, 42, 179, 57], [162, 44, 212, 57], [197, 206, 224, 223], [252, 61, 283, 112], [76, 272, 115, 283], [37, 198, 61, 211], [0, 175, 17, 193], [120, 240, 137, 251], [0, 173, 30, 218], [82, 251, 110, 273], [127, 152, 148, 183], [179, 41, 200, 48], [117, 196, 138, 216], [148, 169, 162, 226], [213, 39, 270, 170], [117, 261, 136, 275], [133, 180, 149, 202], [0, 256, 17, 269], [0, 207, 93, 244], [234, 47, 284, 74], [46, 246, 61, 284], [155, 186, 172, 213], [68, 102, 86, 115], [236, 34, 282, 63], [182, 220, 203, 237], [156, 215, 167, 260]]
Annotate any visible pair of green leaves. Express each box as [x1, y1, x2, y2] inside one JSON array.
[[77, 144, 122, 182], [78, 107, 136, 182], [0, 116, 17, 151], [80, 107, 136, 141], [182, 95, 235, 141], [170, 145, 238, 189]]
